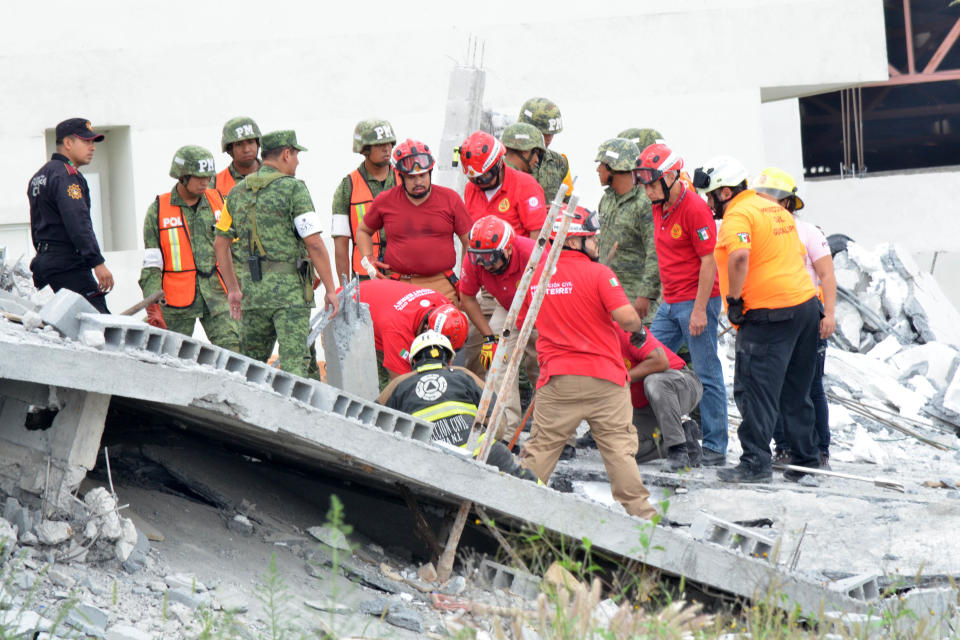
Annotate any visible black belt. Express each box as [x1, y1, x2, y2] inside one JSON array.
[[35, 241, 79, 255]]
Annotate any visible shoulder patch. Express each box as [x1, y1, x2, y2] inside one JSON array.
[[67, 184, 82, 200]]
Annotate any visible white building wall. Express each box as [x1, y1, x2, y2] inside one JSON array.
[[0, 0, 887, 312]]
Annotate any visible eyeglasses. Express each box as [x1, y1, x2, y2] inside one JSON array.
[[468, 249, 506, 268], [396, 153, 433, 174]]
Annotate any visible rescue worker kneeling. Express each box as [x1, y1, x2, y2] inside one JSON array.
[[619, 326, 703, 471], [378, 332, 536, 481]]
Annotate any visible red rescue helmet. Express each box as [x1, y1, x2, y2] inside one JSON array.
[[635, 142, 684, 185], [392, 138, 435, 175], [460, 131, 505, 187], [550, 206, 599, 241], [424, 304, 469, 350], [467, 216, 514, 271]]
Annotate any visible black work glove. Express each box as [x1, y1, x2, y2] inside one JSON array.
[[726, 296, 746, 325], [629, 325, 647, 348]]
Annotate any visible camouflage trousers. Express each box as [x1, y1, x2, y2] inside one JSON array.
[[241, 306, 319, 380], [162, 293, 240, 353]]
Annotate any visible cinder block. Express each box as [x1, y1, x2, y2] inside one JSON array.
[[40, 289, 97, 338], [828, 573, 881, 601], [690, 513, 777, 562], [480, 558, 539, 600]]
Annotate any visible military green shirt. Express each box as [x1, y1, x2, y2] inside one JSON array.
[[139, 186, 224, 306], [533, 149, 570, 203], [218, 165, 316, 309], [330, 163, 396, 238], [597, 184, 661, 309]]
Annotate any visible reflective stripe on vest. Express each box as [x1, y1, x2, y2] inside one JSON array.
[[412, 400, 478, 423], [348, 170, 385, 276], [157, 189, 226, 309]]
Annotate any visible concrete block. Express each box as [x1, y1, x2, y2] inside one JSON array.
[[480, 558, 540, 600], [36, 520, 73, 545], [690, 513, 777, 561], [0, 296, 30, 316], [321, 301, 378, 401], [40, 288, 97, 338], [827, 573, 880, 601], [66, 602, 109, 637]]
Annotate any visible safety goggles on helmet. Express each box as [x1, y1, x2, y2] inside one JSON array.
[[580, 208, 600, 234], [395, 152, 434, 175], [635, 167, 671, 185], [468, 159, 502, 189], [468, 249, 507, 269]]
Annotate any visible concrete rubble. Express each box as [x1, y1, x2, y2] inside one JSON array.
[[1, 245, 959, 637]]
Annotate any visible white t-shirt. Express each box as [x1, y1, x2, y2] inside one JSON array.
[[795, 219, 830, 287]]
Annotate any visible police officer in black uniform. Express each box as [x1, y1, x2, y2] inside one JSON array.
[[28, 118, 114, 313], [378, 331, 536, 481]]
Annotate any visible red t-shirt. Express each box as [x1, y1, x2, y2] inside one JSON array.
[[652, 185, 721, 303], [364, 184, 473, 275], [459, 235, 536, 309], [463, 166, 547, 236], [617, 327, 687, 408], [358, 279, 449, 375], [519, 250, 631, 389]]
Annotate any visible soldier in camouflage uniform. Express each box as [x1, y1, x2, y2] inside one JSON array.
[[139, 146, 240, 351], [518, 97, 574, 201], [501, 122, 545, 175], [595, 138, 661, 322], [331, 119, 397, 282], [215, 117, 261, 199], [214, 131, 339, 379]]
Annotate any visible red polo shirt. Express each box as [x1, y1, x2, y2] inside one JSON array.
[[364, 184, 473, 275], [617, 327, 687, 408], [652, 185, 721, 303], [358, 279, 450, 375], [459, 235, 536, 309], [519, 250, 631, 389], [463, 166, 547, 236]]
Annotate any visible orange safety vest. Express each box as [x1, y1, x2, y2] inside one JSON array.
[[215, 167, 237, 200], [348, 170, 390, 276], [157, 189, 226, 308]]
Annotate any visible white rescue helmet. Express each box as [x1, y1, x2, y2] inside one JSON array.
[[408, 330, 454, 365], [692, 155, 749, 195]]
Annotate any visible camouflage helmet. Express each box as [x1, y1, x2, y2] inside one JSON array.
[[170, 145, 216, 179], [518, 97, 563, 134], [501, 122, 546, 152], [221, 116, 261, 152], [594, 138, 641, 172], [352, 119, 397, 154], [617, 127, 663, 150]]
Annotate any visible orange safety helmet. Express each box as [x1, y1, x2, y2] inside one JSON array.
[[392, 138, 435, 175]]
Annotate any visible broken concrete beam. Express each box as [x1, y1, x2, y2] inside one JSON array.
[[39, 288, 97, 338], [690, 513, 777, 562], [827, 573, 880, 601], [321, 300, 378, 401], [480, 557, 540, 600]]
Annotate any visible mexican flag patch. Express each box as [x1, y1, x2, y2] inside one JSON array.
[[696, 226, 710, 241], [737, 232, 751, 243], [609, 277, 619, 287]]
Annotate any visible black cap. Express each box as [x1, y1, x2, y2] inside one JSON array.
[[55, 118, 105, 143]]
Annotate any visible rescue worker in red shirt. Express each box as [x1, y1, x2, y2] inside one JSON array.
[[331, 119, 397, 282], [355, 139, 472, 305], [459, 216, 541, 435], [635, 142, 728, 466], [518, 209, 657, 520], [358, 279, 469, 379], [616, 326, 703, 471], [459, 131, 547, 377]]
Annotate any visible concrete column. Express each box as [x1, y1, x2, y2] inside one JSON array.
[[434, 65, 486, 195], [48, 389, 111, 470], [322, 301, 378, 401]]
